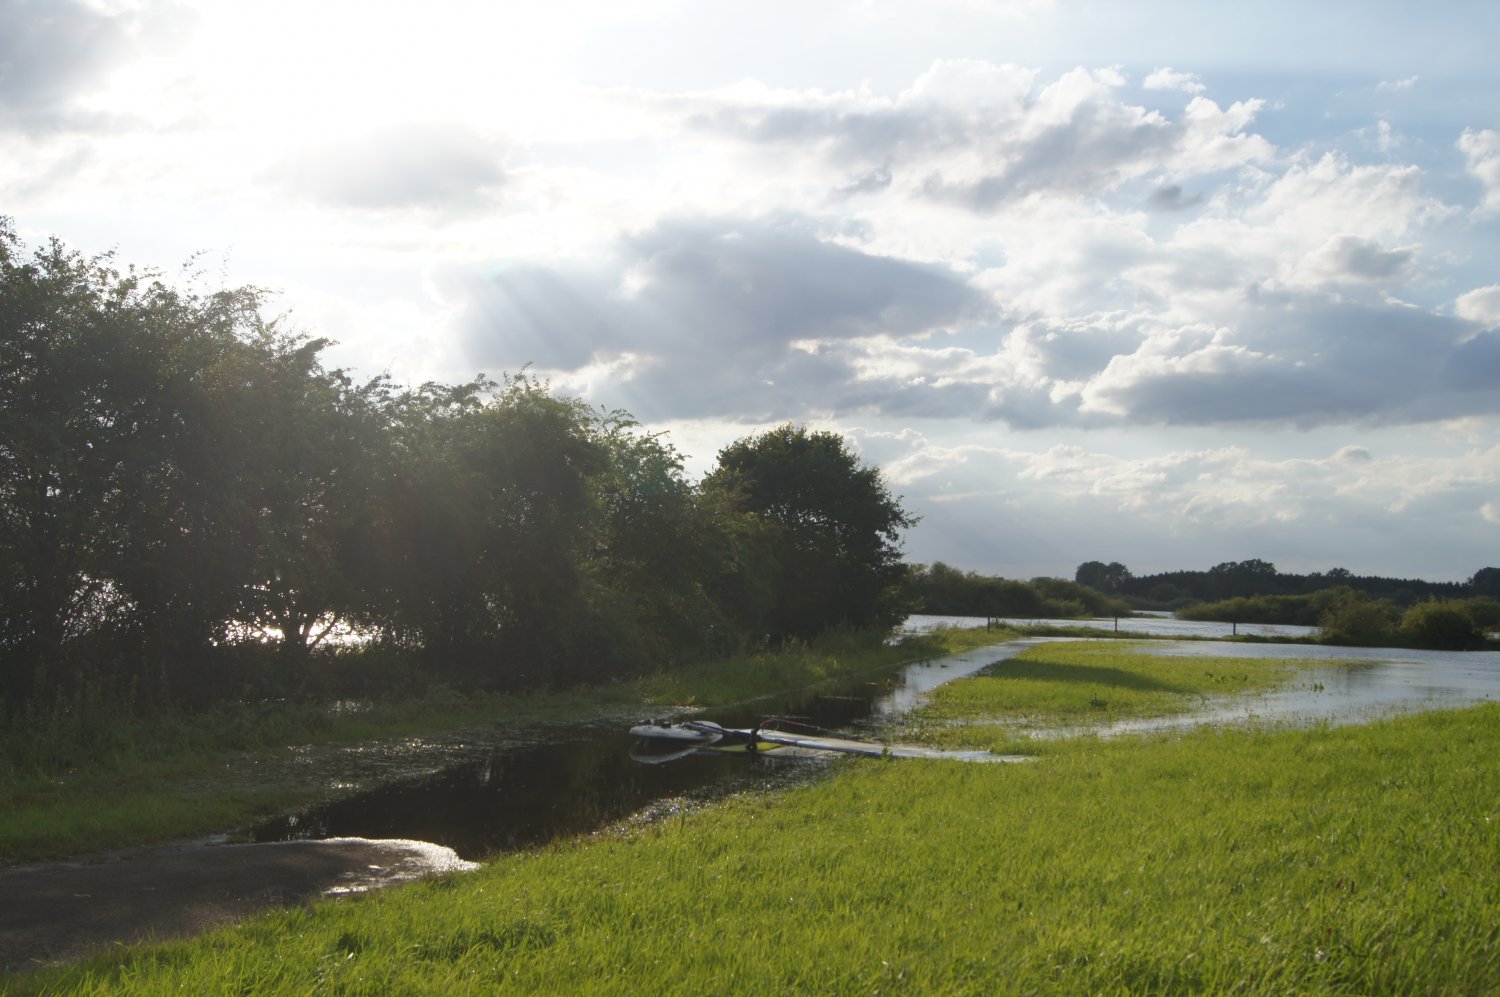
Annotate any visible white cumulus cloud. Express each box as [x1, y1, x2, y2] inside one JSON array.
[[1459, 128, 1500, 215], [1143, 67, 1206, 93]]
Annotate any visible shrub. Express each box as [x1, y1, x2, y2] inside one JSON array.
[[1317, 589, 1398, 644], [1400, 600, 1480, 650]]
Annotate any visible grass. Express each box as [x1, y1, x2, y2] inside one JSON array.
[[0, 627, 1004, 864], [16, 704, 1499, 994]]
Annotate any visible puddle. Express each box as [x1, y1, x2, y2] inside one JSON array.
[[247, 643, 1027, 860]]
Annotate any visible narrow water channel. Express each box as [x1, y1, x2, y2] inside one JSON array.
[[247, 644, 1020, 860]]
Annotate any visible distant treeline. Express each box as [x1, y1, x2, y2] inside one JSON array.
[[1, 223, 914, 715], [1077, 558, 1500, 649], [1075, 558, 1497, 610], [902, 562, 1133, 620], [901, 557, 1499, 650]]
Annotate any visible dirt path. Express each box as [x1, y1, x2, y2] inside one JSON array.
[[0, 837, 477, 977]]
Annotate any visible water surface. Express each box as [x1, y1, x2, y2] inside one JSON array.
[[249, 643, 1025, 859], [248, 634, 1498, 857]]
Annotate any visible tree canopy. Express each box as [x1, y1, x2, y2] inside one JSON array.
[[1, 224, 919, 714], [700, 424, 917, 641]]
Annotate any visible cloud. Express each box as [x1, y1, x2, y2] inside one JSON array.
[[669, 62, 1271, 211], [0, 0, 140, 132], [444, 214, 988, 420], [1147, 183, 1203, 212], [266, 122, 505, 212], [1375, 75, 1419, 93], [1309, 234, 1415, 282], [1459, 128, 1500, 215], [1457, 284, 1500, 327], [881, 433, 1500, 576], [1082, 296, 1500, 426], [1143, 67, 1206, 93], [1444, 332, 1500, 393], [407, 62, 1483, 435]]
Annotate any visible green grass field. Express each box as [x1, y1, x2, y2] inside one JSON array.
[[14, 639, 1499, 994]]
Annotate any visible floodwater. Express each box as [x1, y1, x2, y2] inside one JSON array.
[[904, 613, 1320, 640], [1088, 639, 1500, 736], [246, 626, 1498, 860], [248, 643, 1021, 860]]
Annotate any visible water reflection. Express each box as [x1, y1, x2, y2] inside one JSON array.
[[250, 732, 789, 858], [1049, 640, 1500, 738], [247, 635, 1498, 858], [248, 643, 1024, 859], [904, 613, 1319, 640]]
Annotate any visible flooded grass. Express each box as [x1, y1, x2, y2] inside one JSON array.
[[0, 628, 1000, 864], [903, 640, 1306, 751], [22, 704, 1500, 994]]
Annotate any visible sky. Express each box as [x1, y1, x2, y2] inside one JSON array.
[[3, 0, 1498, 583]]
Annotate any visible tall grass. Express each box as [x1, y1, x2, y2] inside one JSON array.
[[21, 704, 1499, 994]]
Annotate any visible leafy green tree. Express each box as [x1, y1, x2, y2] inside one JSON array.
[[1075, 561, 1132, 593], [369, 373, 605, 688], [1461, 596, 1500, 630], [1400, 600, 1480, 650], [1207, 559, 1280, 599], [0, 223, 268, 704], [99, 285, 275, 702], [691, 482, 782, 650], [700, 424, 916, 641], [584, 413, 726, 669], [1315, 587, 1397, 645], [229, 332, 392, 667], [1470, 567, 1500, 600]]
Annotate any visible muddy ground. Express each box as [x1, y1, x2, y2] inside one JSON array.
[[0, 837, 476, 978]]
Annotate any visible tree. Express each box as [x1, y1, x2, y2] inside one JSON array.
[[584, 413, 724, 669], [1207, 559, 1279, 599], [368, 373, 606, 689], [1315, 588, 1397, 645], [229, 332, 391, 666], [1470, 567, 1500, 600], [1075, 561, 1132, 593], [0, 222, 269, 705], [700, 424, 916, 641], [1400, 600, 1479, 650], [1461, 596, 1500, 629]]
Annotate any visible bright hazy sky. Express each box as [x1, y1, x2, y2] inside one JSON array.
[[4, 0, 1498, 582]]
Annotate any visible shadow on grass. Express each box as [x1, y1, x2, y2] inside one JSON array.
[[982, 660, 1190, 694]]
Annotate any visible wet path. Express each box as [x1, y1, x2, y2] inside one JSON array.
[[0, 838, 476, 974]]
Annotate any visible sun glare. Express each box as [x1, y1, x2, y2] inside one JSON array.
[[177, 0, 599, 139]]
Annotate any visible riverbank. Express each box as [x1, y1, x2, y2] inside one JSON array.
[[0, 627, 1005, 866], [15, 640, 1498, 994]]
